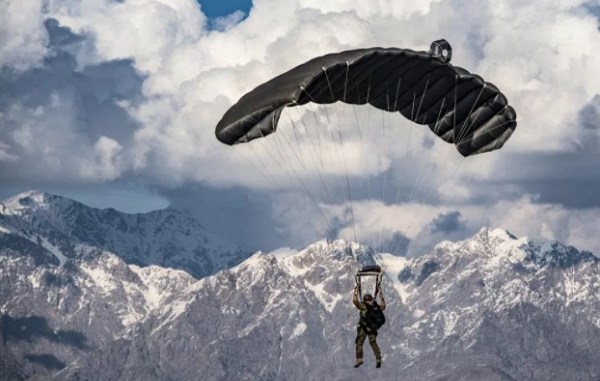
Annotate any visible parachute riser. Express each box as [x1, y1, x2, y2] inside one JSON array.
[[355, 275, 362, 299], [355, 265, 384, 301]]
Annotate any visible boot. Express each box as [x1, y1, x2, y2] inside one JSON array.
[[376, 360, 381, 368], [354, 359, 363, 368]]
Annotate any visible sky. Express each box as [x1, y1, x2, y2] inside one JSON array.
[[196, 0, 252, 19], [1, 0, 599, 255]]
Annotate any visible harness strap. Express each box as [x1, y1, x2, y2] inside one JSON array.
[[355, 274, 362, 299], [374, 273, 383, 299]]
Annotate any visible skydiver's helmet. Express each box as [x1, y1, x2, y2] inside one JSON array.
[[429, 39, 452, 63], [363, 294, 373, 303]]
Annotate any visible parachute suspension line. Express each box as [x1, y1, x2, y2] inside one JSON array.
[[293, 103, 326, 170], [245, 143, 327, 239], [385, 97, 421, 253], [323, 66, 357, 244], [345, 61, 367, 180], [319, 73, 343, 160], [299, 80, 356, 241], [286, 109, 307, 168], [284, 109, 334, 205], [301, 87, 344, 183], [377, 106, 388, 251], [453, 74, 458, 135], [246, 142, 285, 190], [301, 92, 348, 216], [364, 74, 374, 221], [347, 62, 366, 202], [350, 104, 368, 210], [417, 78, 430, 117], [343, 61, 350, 103], [388, 91, 418, 218], [301, 92, 343, 201], [339, 127, 358, 244], [273, 136, 334, 232], [393, 78, 402, 112], [377, 78, 403, 251], [385, 80, 438, 254], [374, 273, 383, 299], [299, 87, 336, 173], [431, 98, 447, 135], [405, 79, 434, 199], [405, 93, 417, 157], [255, 120, 334, 233], [386, 90, 464, 256], [455, 84, 487, 144], [269, 121, 329, 216], [461, 119, 515, 146], [273, 116, 306, 171]]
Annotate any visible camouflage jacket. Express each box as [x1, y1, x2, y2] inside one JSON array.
[[352, 293, 386, 328]]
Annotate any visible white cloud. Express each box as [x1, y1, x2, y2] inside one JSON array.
[[45, 0, 207, 72], [1, 0, 599, 251], [80, 136, 124, 181], [0, 0, 48, 71], [210, 11, 247, 32], [311, 194, 600, 256], [126, 0, 600, 189], [7, 94, 81, 178], [3, 0, 599, 185], [0, 140, 18, 162]]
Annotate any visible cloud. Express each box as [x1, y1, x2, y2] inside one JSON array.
[[329, 196, 600, 256], [430, 211, 465, 234], [161, 185, 291, 251], [376, 231, 411, 256], [0, 0, 48, 71], [0, 141, 18, 162], [0, 19, 144, 184], [3, 0, 600, 184], [580, 95, 600, 132], [1, 0, 599, 253], [210, 11, 247, 32], [82, 136, 124, 181]]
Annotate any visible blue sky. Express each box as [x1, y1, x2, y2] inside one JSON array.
[[197, 0, 252, 19], [1, 0, 599, 254]]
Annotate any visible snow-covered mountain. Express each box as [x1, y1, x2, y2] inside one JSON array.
[[0, 190, 248, 278], [2, 211, 599, 380]]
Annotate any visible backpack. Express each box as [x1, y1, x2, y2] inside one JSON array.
[[364, 302, 386, 331]]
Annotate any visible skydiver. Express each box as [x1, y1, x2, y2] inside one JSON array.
[[352, 286, 386, 368]]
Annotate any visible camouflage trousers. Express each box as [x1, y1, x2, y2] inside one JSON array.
[[355, 326, 381, 361]]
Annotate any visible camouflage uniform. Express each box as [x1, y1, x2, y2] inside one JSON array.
[[353, 293, 386, 362]]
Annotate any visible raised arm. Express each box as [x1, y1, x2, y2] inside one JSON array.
[[353, 285, 362, 309]]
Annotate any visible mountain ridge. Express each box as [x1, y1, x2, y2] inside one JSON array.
[[0, 190, 248, 278], [54, 227, 600, 380], [1, 191, 599, 380]]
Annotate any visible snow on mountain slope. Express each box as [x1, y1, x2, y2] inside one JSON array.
[[0, 190, 249, 278], [0, 246, 201, 378], [50, 228, 600, 381], [1, 191, 599, 380]]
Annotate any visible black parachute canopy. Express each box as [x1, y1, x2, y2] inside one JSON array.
[[215, 40, 517, 157]]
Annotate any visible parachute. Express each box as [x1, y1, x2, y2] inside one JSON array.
[[214, 39, 518, 254], [215, 39, 517, 157]]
